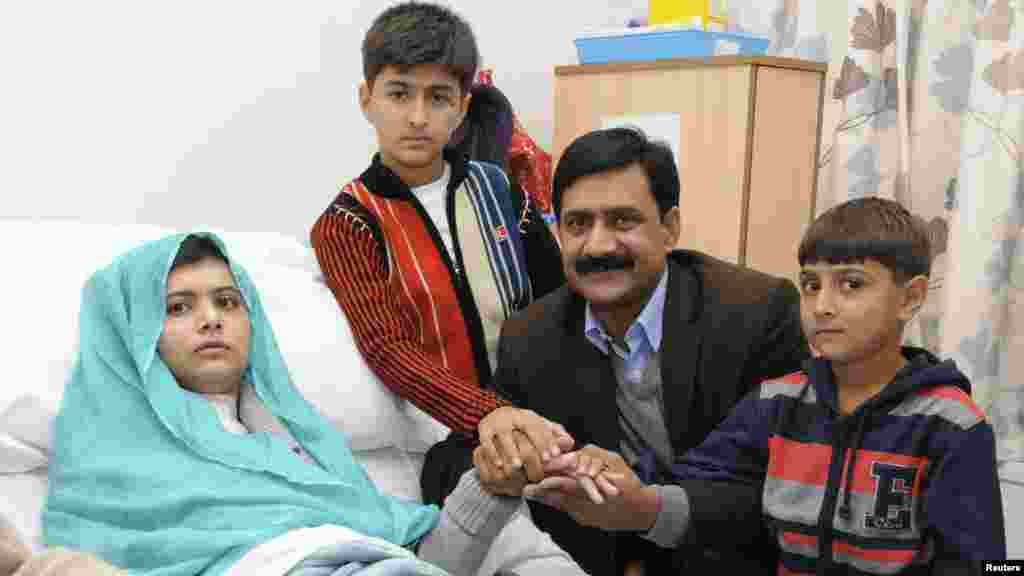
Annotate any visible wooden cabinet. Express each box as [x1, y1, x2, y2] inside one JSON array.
[[552, 56, 826, 281]]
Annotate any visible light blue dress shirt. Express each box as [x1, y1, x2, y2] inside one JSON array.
[[581, 269, 690, 548]]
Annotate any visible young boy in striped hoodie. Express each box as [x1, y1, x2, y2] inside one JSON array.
[[736, 197, 1006, 572], [529, 197, 1006, 573]]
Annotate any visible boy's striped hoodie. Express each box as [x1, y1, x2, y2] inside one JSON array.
[[677, 347, 1005, 574]]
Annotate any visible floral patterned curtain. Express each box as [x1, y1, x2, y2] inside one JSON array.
[[729, 0, 1024, 462]]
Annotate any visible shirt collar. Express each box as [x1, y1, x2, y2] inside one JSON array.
[[410, 162, 451, 196], [359, 147, 468, 200], [584, 268, 669, 358]]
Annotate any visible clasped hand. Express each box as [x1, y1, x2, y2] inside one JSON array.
[[475, 408, 658, 532]]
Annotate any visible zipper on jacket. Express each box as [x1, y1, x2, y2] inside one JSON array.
[[816, 416, 849, 574], [445, 191, 467, 285], [443, 174, 493, 388]]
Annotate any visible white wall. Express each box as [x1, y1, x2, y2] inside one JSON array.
[[1, 0, 645, 242], [1002, 464, 1024, 558]]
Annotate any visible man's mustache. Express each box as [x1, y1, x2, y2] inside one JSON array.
[[574, 254, 634, 275]]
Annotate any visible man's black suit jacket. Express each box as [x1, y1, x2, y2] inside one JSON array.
[[493, 250, 811, 575]]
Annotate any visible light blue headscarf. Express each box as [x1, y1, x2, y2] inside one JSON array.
[[42, 232, 440, 575]]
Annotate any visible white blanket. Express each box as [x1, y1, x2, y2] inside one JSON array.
[[223, 525, 443, 576]]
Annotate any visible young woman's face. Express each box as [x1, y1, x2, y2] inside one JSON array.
[[157, 257, 251, 395]]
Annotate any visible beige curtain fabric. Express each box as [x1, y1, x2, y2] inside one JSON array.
[[728, 0, 1024, 462]]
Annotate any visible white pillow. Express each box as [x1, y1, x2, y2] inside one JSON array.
[[0, 435, 47, 475], [0, 471, 48, 551], [0, 221, 446, 553], [0, 220, 448, 472], [0, 397, 53, 473], [196, 227, 319, 275], [0, 221, 177, 473], [396, 400, 451, 454], [0, 220, 316, 276], [247, 263, 415, 451]]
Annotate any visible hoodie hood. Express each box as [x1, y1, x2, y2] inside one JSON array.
[[803, 346, 971, 415]]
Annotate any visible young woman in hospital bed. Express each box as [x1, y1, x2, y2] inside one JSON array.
[[38, 233, 585, 576]]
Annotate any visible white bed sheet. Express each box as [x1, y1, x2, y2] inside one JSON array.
[[0, 469, 47, 550]]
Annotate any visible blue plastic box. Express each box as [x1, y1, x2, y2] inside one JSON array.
[[574, 26, 770, 65]]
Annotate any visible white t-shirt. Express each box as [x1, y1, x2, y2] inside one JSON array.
[[410, 163, 455, 262]]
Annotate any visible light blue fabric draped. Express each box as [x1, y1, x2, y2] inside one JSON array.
[[42, 232, 440, 575]]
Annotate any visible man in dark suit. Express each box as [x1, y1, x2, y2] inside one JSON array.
[[473, 127, 810, 575]]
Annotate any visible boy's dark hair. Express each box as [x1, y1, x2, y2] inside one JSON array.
[[170, 235, 228, 272], [798, 197, 932, 281], [552, 126, 679, 219], [362, 2, 479, 94]]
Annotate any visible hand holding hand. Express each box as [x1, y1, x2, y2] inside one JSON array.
[[477, 406, 574, 484], [523, 445, 660, 532], [474, 429, 535, 497]]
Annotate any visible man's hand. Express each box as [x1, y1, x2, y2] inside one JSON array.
[[523, 445, 661, 532], [477, 406, 574, 483]]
